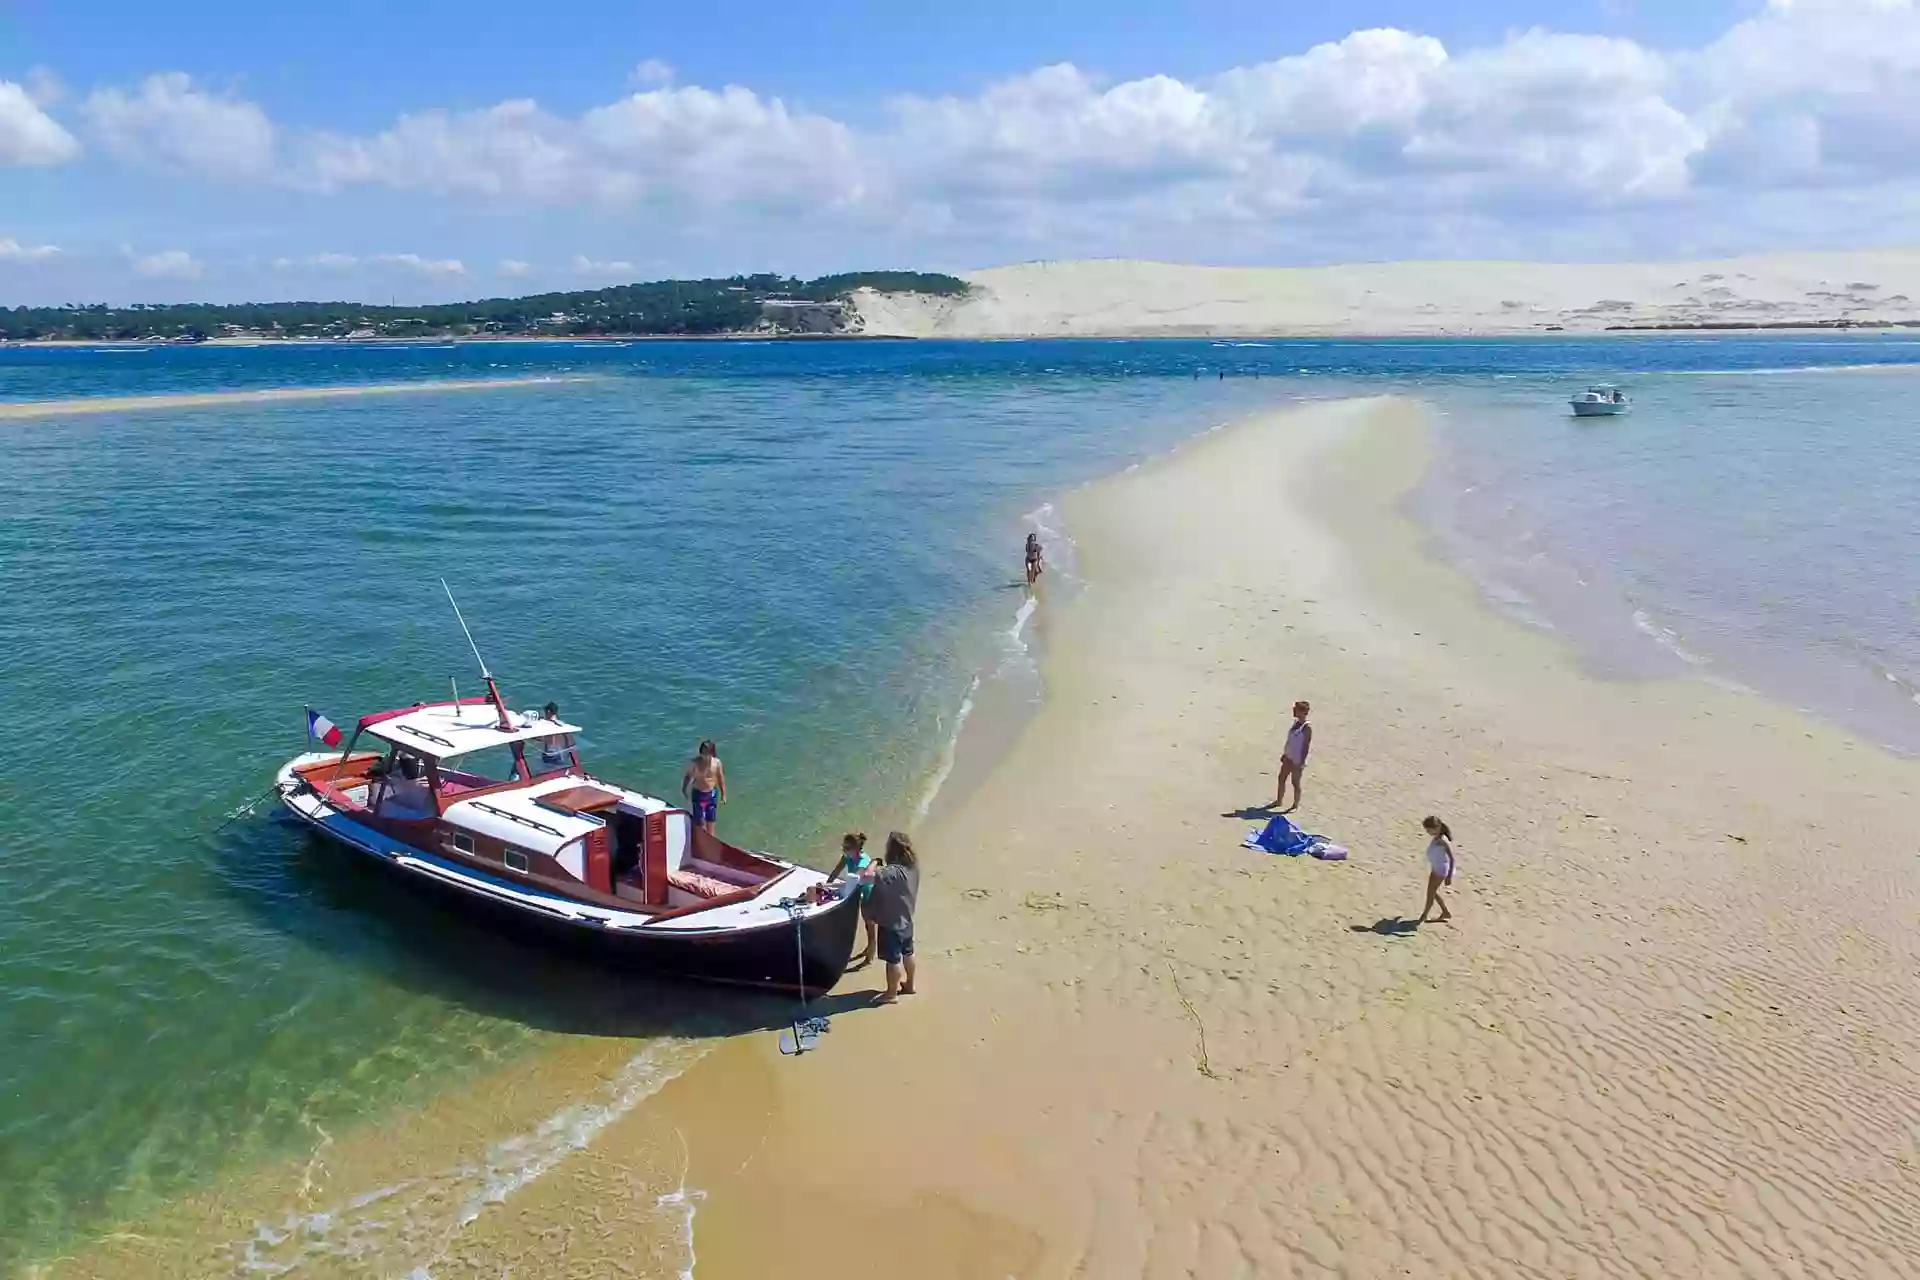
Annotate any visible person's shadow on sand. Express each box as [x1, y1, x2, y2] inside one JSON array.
[[1351, 917, 1421, 937], [1222, 802, 1285, 820]]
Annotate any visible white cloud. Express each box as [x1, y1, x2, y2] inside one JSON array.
[[272, 251, 358, 269], [374, 252, 466, 278], [0, 237, 62, 262], [294, 84, 862, 213], [498, 258, 532, 277], [83, 72, 275, 179], [631, 59, 675, 88], [569, 254, 634, 277], [58, 2, 1920, 262], [0, 80, 81, 165], [132, 249, 203, 280]]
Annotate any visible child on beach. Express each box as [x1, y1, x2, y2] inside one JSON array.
[[1274, 700, 1312, 811], [1417, 816, 1455, 924], [827, 832, 877, 967], [861, 831, 921, 1004]]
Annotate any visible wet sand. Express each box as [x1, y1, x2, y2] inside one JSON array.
[[46, 396, 1920, 1276], [0, 375, 596, 420]]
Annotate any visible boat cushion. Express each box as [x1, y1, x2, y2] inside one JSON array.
[[679, 856, 763, 888], [668, 868, 735, 899]]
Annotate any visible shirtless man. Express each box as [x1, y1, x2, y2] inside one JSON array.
[[682, 739, 726, 833]]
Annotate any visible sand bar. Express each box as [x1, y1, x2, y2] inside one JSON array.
[[0, 375, 598, 421], [44, 397, 1920, 1277], [651, 395, 1920, 1278]]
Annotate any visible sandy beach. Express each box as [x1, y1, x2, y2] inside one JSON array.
[[0, 375, 596, 421], [46, 395, 1920, 1277], [658, 395, 1920, 1277]]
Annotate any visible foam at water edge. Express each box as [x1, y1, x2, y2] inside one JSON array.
[[1008, 594, 1037, 643], [916, 676, 980, 818], [1630, 608, 1710, 667], [231, 1038, 711, 1276]]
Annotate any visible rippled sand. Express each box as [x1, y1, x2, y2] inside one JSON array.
[[48, 396, 1920, 1276], [0, 375, 595, 420]]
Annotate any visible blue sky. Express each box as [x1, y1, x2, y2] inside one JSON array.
[[4, 0, 1917, 304]]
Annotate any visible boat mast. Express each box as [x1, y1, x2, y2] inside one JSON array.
[[441, 579, 514, 730]]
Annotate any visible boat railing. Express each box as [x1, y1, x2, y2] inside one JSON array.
[[467, 799, 567, 839]]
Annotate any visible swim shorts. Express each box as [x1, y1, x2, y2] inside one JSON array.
[[878, 924, 915, 964], [690, 789, 718, 825]]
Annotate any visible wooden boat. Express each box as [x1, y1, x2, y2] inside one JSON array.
[[274, 679, 861, 995]]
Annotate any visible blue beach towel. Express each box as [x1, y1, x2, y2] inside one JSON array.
[[1243, 815, 1348, 861]]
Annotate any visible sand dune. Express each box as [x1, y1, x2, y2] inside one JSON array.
[[0, 375, 596, 421], [852, 250, 1920, 337]]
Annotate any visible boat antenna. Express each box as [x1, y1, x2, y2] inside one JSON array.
[[441, 579, 514, 730], [442, 578, 491, 679]]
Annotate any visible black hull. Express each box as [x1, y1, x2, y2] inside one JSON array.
[[297, 815, 862, 997]]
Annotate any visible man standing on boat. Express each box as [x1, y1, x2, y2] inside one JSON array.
[[682, 739, 726, 834]]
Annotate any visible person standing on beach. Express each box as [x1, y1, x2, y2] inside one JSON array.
[[1025, 532, 1045, 586], [1417, 816, 1455, 924], [1274, 700, 1312, 811], [828, 832, 878, 968], [681, 739, 725, 834], [862, 831, 920, 1004]]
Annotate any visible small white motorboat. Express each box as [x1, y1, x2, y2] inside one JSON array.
[[1570, 384, 1629, 417]]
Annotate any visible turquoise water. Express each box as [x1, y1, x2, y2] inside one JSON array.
[[2, 336, 1917, 1268]]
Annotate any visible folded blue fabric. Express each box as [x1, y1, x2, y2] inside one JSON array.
[[1244, 814, 1320, 855]]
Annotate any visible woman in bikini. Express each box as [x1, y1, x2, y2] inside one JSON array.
[[1024, 533, 1044, 586]]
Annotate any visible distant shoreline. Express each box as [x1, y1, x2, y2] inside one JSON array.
[[0, 374, 598, 420], [0, 333, 920, 349], [8, 324, 1920, 351]]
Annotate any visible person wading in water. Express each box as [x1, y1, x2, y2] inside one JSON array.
[[681, 739, 726, 834], [1025, 532, 1045, 586]]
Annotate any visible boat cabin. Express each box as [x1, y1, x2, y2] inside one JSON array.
[[291, 698, 791, 915]]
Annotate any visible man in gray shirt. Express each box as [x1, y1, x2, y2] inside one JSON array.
[[862, 831, 921, 1004]]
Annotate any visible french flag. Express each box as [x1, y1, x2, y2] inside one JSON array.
[[307, 709, 344, 748]]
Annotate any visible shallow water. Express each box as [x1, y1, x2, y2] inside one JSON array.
[[1, 334, 1915, 1269]]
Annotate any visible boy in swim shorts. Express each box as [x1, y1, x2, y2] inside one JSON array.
[[682, 738, 725, 833]]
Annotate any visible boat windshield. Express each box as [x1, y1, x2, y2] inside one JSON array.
[[438, 742, 535, 791]]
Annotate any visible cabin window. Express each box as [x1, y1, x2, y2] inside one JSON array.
[[451, 832, 475, 854], [504, 847, 531, 873]]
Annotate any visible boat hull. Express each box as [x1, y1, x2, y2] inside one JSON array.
[[1570, 400, 1628, 417], [277, 780, 861, 996]]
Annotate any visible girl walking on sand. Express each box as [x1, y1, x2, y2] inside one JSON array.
[[1418, 816, 1455, 924]]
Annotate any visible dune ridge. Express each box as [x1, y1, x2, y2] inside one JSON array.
[[852, 250, 1920, 337]]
